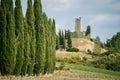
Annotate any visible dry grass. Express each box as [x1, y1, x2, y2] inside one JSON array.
[[72, 38, 95, 52], [1, 70, 120, 80], [56, 50, 92, 61]]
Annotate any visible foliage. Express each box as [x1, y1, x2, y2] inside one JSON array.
[[85, 25, 91, 36], [0, 0, 16, 75], [34, 0, 45, 75], [14, 0, 24, 75], [21, 20, 30, 76], [56, 35, 59, 50], [66, 48, 79, 52], [26, 0, 36, 75], [106, 32, 120, 53], [67, 29, 72, 48], [0, 0, 56, 76]]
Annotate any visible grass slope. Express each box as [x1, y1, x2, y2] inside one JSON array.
[[65, 63, 120, 76]]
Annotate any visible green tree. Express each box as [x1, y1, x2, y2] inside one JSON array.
[[85, 25, 91, 36], [21, 20, 30, 76], [14, 0, 24, 75], [48, 18, 52, 73], [43, 13, 50, 74], [0, 2, 7, 75], [34, 0, 45, 75], [56, 35, 59, 50], [59, 30, 62, 45], [0, 0, 16, 75], [51, 19, 56, 72], [65, 30, 68, 39], [107, 32, 120, 52], [67, 30, 72, 48], [62, 31, 66, 49], [26, 0, 36, 75]]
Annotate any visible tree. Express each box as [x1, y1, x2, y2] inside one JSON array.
[[65, 30, 68, 39], [59, 30, 62, 45], [26, 0, 36, 75], [21, 20, 30, 76], [85, 25, 91, 36], [43, 13, 50, 74], [0, 2, 7, 75], [56, 35, 59, 50], [67, 30, 72, 48], [34, 0, 45, 75], [51, 19, 56, 72], [107, 32, 120, 52], [62, 31, 66, 49], [14, 0, 24, 75], [0, 0, 16, 75]]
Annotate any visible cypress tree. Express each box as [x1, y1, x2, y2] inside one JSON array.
[[65, 30, 68, 39], [26, 0, 36, 75], [67, 30, 72, 48], [43, 13, 50, 74], [0, 3, 7, 75], [62, 30, 66, 49], [34, 0, 45, 75], [56, 35, 60, 50], [59, 30, 62, 45], [85, 25, 91, 36], [21, 20, 30, 76], [51, 19, 56, 72], [48, 18, 52, 73], [0, 0, 16, 75], [14, 0, 24, 75]]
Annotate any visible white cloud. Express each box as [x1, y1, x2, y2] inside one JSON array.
[[42, 0, 74, 12], [88, 14, 120, 26]]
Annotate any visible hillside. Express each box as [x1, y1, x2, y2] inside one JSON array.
[[72, 38, 95, 52]]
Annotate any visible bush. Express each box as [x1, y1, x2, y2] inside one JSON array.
[[66, 48, 79, 52]]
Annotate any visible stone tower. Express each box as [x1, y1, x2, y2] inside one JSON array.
[[71, 17, 90, 39], [75, 17, 82, 33]]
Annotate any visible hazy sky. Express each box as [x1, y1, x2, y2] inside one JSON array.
[[21, 0, 120, 42]]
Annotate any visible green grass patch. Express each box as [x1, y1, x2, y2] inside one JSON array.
[[56, 62, 120, 76]]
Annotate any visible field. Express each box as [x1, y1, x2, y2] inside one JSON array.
[[1, 63, 120, 80]]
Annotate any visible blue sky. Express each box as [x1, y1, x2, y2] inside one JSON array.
[[21, 0, 120, 42]]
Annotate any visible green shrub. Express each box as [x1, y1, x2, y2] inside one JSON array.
[[66, 48, 79, 52]]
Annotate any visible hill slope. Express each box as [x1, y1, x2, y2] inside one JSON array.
[[72, 38, 95, 52]]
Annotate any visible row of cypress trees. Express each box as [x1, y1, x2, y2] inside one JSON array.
[[0, 0, 56, 76], [56, 30, 72, 50]]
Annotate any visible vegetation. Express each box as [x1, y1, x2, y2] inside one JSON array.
[[66, 48, 79, 52], [0, 0, 56, 76], [67, 30, 72, 48], [65, 63, 120, 76], [0, 0, 16, 75], [85, 25, 91, 36], [26, 0, 36, 75]]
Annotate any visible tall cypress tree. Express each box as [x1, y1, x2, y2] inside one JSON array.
[[62, 30, 66, 49], [85, 25, 91, 36], [0, 2, 7, 75], [14, 0, 24, 75], [0, 0, 16, 75], [67, 30, 72, 48], [26, 0, 36, 75], [43, 13, 49, 74], [51, 19, 56, 72], [34, 0, 45, 75], [21, 20, 30, 76], [56, 35, 59, 50]]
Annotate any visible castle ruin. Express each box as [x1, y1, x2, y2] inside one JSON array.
[[71, 17, 90, 39]]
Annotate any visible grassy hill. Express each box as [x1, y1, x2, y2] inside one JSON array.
[[72, 38, 95, 52]]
